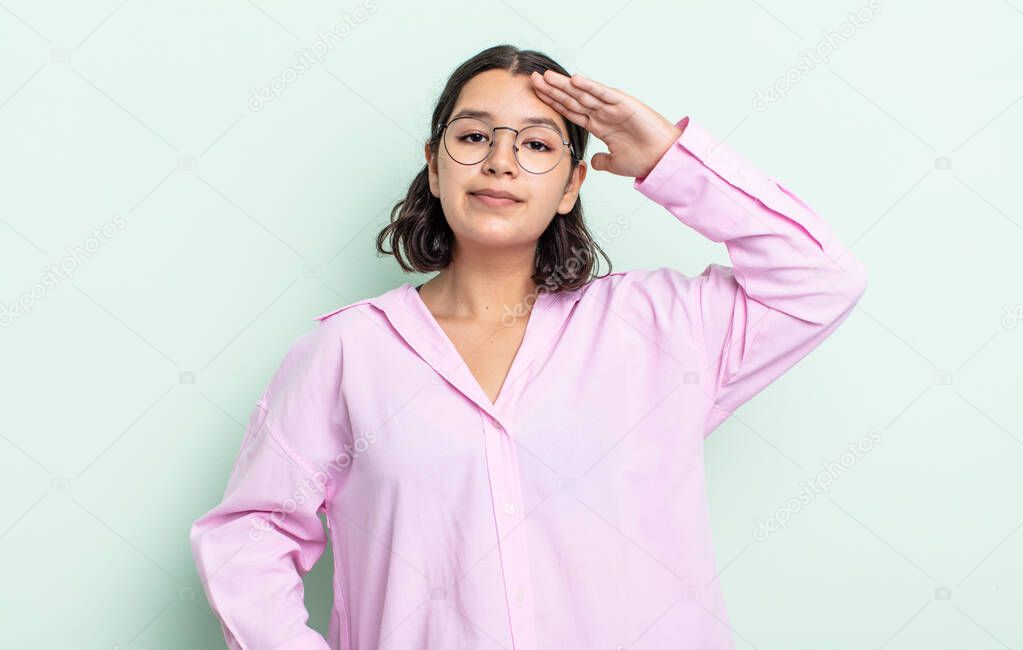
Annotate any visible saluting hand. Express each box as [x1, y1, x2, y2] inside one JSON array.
[[529, 69, 685, 180]]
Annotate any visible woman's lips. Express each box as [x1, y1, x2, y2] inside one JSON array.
[[469, 193, 522, 208]]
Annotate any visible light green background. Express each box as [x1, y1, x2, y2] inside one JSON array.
[[2, 0, 1021, 648]]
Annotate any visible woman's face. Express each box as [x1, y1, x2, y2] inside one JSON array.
[[426, 68, 587, 254]]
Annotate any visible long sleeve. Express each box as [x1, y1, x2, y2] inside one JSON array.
[[190, 325, 346, 649], [633, 115, 868, 437]]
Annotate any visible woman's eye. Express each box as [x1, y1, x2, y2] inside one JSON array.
[[525, 141, 551, 152], [464, 133, 487, 143]]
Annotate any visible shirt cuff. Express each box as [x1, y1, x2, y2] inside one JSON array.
[[632, 115, 829, 247]]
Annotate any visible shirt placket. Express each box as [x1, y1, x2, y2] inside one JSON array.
[[379, 284, 577, 649], [481, 413, 539, 650]]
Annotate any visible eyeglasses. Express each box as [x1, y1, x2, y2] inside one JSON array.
[[440, 116, 579, 175]]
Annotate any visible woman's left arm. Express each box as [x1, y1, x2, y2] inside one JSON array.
[[531, 71, 868, 436]]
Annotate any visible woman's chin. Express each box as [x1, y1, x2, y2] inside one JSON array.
[[455, 220, 537, 248]]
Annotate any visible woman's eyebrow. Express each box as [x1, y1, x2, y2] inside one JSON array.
[[451, 108, 564, 135]]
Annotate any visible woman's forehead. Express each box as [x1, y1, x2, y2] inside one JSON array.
[[449, 106, 566, 135], [454, 71, 569, 132]]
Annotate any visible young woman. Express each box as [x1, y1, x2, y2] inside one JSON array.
[[191, 44, 867, 650]]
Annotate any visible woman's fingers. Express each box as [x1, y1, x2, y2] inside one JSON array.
[[568, 73, 622, 106], [532, 70, 603, 112], [533, 86, 589, 128], [530, 72, 590, 116]]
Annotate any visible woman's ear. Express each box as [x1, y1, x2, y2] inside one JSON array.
[[557, 161, 587, 214], [425, 142, 439, 198]]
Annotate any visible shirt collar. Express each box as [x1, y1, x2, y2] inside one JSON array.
[[314, 282, 586, 426]]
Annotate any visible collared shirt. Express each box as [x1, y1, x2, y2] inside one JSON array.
[[189, 115, 867, 650]]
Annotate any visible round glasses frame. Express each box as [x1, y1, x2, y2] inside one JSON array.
[[439, 116, 581, 175]]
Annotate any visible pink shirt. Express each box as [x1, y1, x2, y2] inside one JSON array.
[[190, 115, 867, 650]]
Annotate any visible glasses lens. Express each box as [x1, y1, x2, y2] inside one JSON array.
[[515, 125, 564, 174], [444, 117, 566, 173], [444, 117, 491, 166]]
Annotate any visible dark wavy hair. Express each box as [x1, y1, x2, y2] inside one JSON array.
[[375, 44, 612, 293]]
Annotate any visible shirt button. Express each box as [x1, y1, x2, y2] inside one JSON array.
[[503, 503, 516, 515], [514, 588, 525, 602]]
